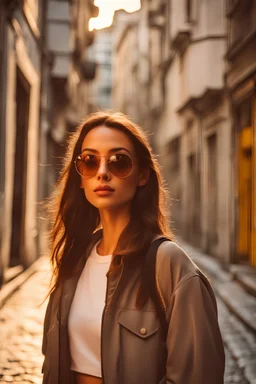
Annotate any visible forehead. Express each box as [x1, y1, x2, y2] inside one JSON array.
[[81, 125, 135, 154]]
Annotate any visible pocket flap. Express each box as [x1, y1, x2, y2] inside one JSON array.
[[118, 310, 160, 338]]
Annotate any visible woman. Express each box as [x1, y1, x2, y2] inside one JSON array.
[[42, 111, 225, 384]]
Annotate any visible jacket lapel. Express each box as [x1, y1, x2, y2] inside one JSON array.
[[59, 229, 103, 327]]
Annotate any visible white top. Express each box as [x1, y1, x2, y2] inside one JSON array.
[[68, 241, 112, 377]]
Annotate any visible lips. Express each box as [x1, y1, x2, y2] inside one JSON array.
[[94, 185, 115, 192]]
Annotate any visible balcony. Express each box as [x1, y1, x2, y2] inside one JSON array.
[[171, 29, 191, 52], [176, 39, 225, 113], [148, 0, 166, 29], [170, 0, 192, 52], [72, 44, 97, 80], [80, 60, 97, 80], [178, 88, 223, 114], [148, 10, 165, 29]]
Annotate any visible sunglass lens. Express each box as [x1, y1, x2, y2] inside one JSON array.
[[76, 155, 99, 178], [108, 154, 133, 178]]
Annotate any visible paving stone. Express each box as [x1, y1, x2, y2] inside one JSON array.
[[0, 258, 48, 384], [20, 373, 35, 382], [179, 239, 256, 384], [245, 363, 256, 382], [1, 377, 14, 383]]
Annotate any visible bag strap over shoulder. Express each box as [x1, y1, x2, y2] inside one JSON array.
[[145, 237, 169, 339]]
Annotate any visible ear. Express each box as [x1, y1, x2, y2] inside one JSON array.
[[138, 168, 150, 187]]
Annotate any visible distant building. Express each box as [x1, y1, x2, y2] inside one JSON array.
[[150, 0, 230, 263], [0, 0, 46, 286], [87, 26, 113, 111], [111, 0, 256, 268], [0, 0, 98, 291], [47, 0, 98, 181], [112, 9, 150, 126]]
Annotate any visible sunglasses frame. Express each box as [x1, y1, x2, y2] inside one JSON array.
[[74, 153, 135, 179]]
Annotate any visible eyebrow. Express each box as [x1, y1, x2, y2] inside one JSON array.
[[81, 147, 131, 154]]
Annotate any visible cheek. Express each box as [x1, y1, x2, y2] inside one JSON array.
[[119, 175, 139, 197], [80, 179, 93, 199]]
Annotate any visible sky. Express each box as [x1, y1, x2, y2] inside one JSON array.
[[89, 0, 141, 30]]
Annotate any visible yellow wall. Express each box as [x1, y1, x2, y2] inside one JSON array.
[[237, 126, 252, 260], [251, 97, 256, 266], [237, 96, 256, 267]]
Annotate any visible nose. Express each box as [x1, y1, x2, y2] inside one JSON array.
[[96, 158, 111, 180]]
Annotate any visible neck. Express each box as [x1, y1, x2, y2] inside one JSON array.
[[97, 206, 131, 255]]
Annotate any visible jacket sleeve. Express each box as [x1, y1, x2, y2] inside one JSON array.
[[165, 274, 225, 384]]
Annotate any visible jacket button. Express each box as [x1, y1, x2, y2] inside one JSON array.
[[140, 328, 147, 335]]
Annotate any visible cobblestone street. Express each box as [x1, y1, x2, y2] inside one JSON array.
[[0, 255, 256, 383], [218, 300, 254, 384], [0, 258, 50, 384]]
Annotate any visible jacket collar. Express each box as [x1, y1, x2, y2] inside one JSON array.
[[105, 233, 163, 305]]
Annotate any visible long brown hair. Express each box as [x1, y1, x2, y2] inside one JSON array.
[[47, 111, 173, 303]]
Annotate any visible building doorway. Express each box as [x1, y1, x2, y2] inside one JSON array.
[[10, 67, 30, 267], [237, 100, 253, 265]]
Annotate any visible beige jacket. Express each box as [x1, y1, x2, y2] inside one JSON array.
[[42, 231, 225, 384]]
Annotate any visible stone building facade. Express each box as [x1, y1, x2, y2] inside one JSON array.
[[112, 0, 256, 268], [47, 0, 98, 180], [112, 7, 152, 130], [0, 0, 45, 287], [112, 10, 141, 122], [153, 0, 231, 264], [0, 0, 98, 289]]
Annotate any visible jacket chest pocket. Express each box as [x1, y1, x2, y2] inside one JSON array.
[[116, 310, 163, 383], [117, 310, 160, 339]]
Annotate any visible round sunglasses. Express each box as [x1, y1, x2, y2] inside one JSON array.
[[74, 153, 134, 179]]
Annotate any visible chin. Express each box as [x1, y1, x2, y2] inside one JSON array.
[[95, 203, 124, 210], [92, 199, 132, 211]]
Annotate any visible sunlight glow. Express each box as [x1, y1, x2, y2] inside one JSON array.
[[89, 0, 141, 31]]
